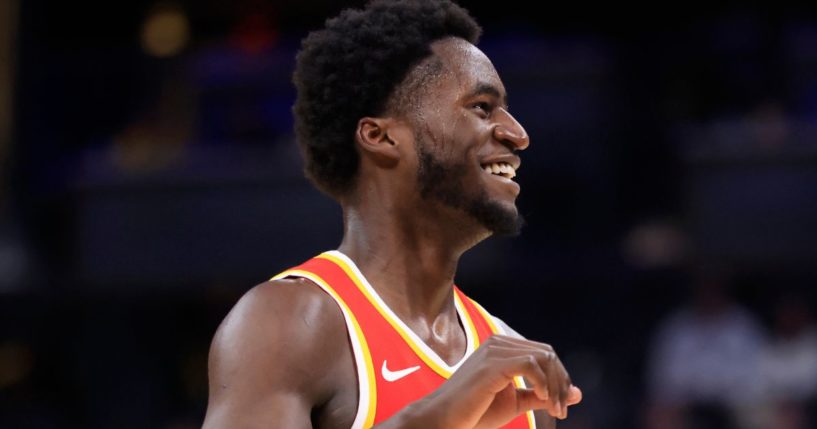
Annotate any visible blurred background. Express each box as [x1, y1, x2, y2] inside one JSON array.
[[2, 0, 817, 428]]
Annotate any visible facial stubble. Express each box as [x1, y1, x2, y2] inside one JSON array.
[[416, 141, 524, 237]]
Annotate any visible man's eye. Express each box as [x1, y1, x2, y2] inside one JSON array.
[[472, 102, 491, 113]]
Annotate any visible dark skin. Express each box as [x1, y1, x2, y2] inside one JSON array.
[[203, 37, 582, 429]]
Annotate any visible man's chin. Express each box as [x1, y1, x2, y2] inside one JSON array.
[[467, 198, 524, 237]]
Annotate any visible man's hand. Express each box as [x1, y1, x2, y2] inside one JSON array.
[[381, 335, 582, 429]]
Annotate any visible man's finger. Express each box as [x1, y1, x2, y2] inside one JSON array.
[[514, 388, 549, 412], [566, 385, 582, 406]]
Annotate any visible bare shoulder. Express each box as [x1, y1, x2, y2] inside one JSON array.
[[204, 277, 350, 428], [213, 276, 344, 346]]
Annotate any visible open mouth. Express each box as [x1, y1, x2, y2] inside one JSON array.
[[481, 162, 516, 180]]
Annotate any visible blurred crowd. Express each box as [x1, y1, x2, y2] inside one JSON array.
[[644, 269, 817, 429]]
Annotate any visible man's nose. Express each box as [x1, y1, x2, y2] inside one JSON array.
[[492, 108, 529, 151]]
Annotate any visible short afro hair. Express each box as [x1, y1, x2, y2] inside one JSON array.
[[292, 0, 482, 198]]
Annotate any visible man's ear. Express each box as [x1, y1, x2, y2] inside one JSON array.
[[355, 117, 403, 165]]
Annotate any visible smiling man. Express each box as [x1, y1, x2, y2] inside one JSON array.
[[203, 1, 581, 428]]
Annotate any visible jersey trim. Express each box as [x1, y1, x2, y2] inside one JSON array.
[[467, 297, 537, 429], [271, 269, 377, 429], [453, 291, 482, 350], [274, 255, 536, 429], [319, 251, 477, 378]]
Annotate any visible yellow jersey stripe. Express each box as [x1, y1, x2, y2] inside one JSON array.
[[453, 292, 481, 349], [271, 269, 378, 428], [318, 252, 455, 379], [468, 296, 536, 429]]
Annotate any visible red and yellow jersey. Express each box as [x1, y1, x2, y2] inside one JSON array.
[[272, 251, 536, 429]]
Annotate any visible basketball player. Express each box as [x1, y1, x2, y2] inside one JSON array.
[[203, 1, 582, 428]]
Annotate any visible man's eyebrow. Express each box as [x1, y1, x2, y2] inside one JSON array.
[[466, 82, 508, 107]]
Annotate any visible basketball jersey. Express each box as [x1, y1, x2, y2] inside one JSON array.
[[272, 251, 536, 429]]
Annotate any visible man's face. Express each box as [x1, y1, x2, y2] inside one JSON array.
[[408, 38, 529, 236]]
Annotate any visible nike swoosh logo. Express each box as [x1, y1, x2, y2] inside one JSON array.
[[381, 360, 420, 382]]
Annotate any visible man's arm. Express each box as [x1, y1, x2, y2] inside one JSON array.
[[203, 278, 352, 429]]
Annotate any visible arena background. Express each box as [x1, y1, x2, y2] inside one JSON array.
[[2, 1, 817, 428]]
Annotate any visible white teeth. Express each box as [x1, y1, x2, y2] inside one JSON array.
[[481, 162, 517, 179]]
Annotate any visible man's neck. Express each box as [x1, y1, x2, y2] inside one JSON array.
[[337, 204, 486, 324]]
